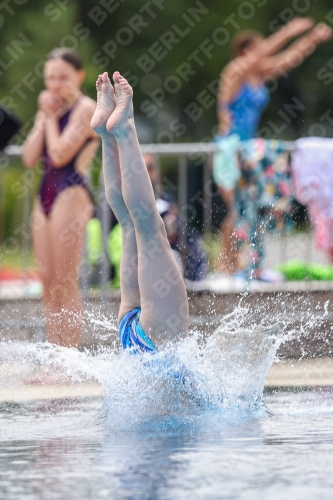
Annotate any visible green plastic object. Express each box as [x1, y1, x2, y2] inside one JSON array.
[[107, 223, 122, 289], [309, 263, 333, 281], [86, 218, 103, 265], [277, 260, 333, 281]]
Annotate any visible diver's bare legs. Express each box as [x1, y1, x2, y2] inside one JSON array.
[[101, 71, 189, 344], [91, 73, 189, 340], [91, 73, 140, 318]]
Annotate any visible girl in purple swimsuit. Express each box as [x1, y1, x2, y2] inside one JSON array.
[[23, 48, 99, 348]]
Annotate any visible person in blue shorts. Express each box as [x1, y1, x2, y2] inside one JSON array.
[[91, 71, 189, 352]]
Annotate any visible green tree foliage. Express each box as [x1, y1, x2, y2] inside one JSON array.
[[1, 0, 333, 142], [0, 1, 96, 144], [1, 0, 333, 252]]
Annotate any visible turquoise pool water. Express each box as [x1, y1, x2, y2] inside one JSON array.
[[1, 390, 333, 500], [0, 313, 332, 499]]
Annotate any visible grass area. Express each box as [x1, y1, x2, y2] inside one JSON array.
[[0, 248, 36, 269], [202, 233, 221, 272]]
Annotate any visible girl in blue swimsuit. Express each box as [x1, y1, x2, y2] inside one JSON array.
[[215, 20, 332, 275], [23, 49, 99, 348], [91, 71, 189, 351]]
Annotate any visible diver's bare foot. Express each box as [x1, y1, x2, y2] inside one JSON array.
[[106, 71, 134, 137], [90, 72, 115, 137]]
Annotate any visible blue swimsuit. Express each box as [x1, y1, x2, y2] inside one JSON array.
[[214, 83, 270, 190], [119, 308, 156, 353], [226, 83, 270, 140]]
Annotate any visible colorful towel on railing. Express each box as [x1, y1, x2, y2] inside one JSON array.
[[292, 138, 333, 252], [234, 138, 293, 279]]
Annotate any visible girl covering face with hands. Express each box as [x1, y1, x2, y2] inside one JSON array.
[[23, 48, 99, 349]]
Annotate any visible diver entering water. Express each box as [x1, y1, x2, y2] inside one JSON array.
[[90, 72, 282, 413], [91, 71, 189, 351]]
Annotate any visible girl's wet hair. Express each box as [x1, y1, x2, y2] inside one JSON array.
[[46, 48, 83, 70]]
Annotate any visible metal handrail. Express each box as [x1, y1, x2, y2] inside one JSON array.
[[0, 140, 310, 343], [2, 141, 297, 302], [4, 141, 296, 157]]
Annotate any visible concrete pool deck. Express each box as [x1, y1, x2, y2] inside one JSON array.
[[2, 279, 333, 359], [2, 277, 333, 300], [1, 358, 333, 402]]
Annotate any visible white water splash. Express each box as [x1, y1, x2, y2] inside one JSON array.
[[0, 309, 285, 431]]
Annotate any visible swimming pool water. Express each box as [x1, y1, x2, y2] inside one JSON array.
[[0, 312, 331, 499], [0, 390, 333, 500]]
